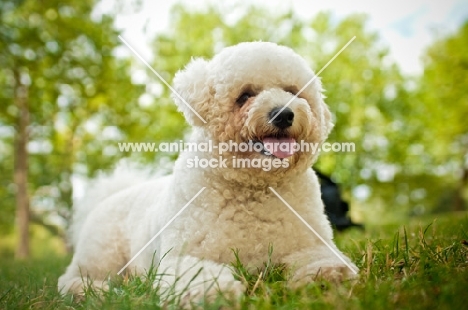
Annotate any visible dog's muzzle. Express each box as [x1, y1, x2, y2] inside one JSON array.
[[248, 107, 296, 159]]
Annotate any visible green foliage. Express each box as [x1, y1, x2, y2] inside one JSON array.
[[413, 22, 468, 212], [419, 22, 468, 156], [0, 0, 144, 232], [1, 215, 467, 309]]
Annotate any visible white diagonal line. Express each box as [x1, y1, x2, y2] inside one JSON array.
[[118, 35, 207, 124], [269, 36, 356, 123], [269, 187, 358, 275], [117, 187, 206, 275]]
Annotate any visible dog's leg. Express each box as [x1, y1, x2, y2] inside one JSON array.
[[283, 245, 358, 287], [58, 269, 110, 296], [58, 216, 129, 295], [157, 255, 245, 305], [58, 255, 113, 295]]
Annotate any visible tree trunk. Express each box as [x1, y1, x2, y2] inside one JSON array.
[[14, 72, 30, 259]]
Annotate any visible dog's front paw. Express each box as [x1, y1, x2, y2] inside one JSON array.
[[291, 263, 358, 287], [157, 257, 245, 307], [180, 279, 245, 308]]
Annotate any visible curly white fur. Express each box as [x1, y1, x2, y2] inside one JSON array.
[[58, 42, 358, 303]]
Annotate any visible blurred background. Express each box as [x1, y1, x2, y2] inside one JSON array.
[[1, 0, 467, 259]]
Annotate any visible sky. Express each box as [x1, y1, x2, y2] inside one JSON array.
[[97, 0, 468, 75]]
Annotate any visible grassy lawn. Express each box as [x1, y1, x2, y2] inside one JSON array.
[[1, 214, 467, 309]]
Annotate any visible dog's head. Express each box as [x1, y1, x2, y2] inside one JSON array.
[[172, 42, 333, 170]]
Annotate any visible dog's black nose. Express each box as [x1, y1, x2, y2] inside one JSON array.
[[269, 107, 294, 129]]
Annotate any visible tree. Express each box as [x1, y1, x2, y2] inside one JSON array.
[[0, 0, 144, 257], [417, 22, 468, 211]]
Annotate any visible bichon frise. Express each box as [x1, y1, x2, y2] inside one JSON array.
[[58, 42, 358, 302]]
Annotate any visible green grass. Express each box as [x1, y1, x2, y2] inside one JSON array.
[[1, 214, 468, 309]]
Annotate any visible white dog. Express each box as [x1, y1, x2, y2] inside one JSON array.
[[58, 42, 357, 302]]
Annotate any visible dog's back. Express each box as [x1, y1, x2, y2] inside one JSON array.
[[70, 166, 152, 248]]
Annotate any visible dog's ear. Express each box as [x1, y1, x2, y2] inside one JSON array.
[[319, 92, 334, 142], [172, 58, 210, 126]]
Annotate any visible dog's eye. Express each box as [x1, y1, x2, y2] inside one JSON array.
[[284, 87, 298, 96], [236, 92, 253, 106]]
